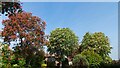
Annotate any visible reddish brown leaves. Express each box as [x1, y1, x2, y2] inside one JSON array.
[[10, 35, 17, 39], [2, 12, 46, 47]]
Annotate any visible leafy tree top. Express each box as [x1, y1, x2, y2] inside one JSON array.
[[80, 32, 112, 60], [1, 12, 46, 67], [2, 1, 22, 15], [2, 12, 46, 47]]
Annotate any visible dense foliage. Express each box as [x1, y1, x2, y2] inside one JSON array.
[[13, 45, 45, 68], [0, 43, 26, 68], [1, 12, 46, 67], [79, 32, 112, 63], [2, 1, 22, 15], [73, 54, 89, 68], [81, 50, 103, 68], [48, 28, 79, 57], [0, 1, 117, 68], [2, 12, 46, 45]]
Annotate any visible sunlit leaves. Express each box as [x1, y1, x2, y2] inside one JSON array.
[[48, 28, 79, 57], [1, 12, 46, 67], [0, 43, 26, 68], [80, 32, 112, 63], [2, 12, 46, 47], [81, 50, 103, 67]]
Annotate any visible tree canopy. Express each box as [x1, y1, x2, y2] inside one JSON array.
[[1, 1, 22, 15], [48, 28, 79, 57], [79, 32, 112, 63], [2, 12, 46, 47], [1, 12, 46, 67]]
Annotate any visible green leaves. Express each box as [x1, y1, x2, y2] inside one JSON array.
[[48, 28, 79, 57], [73, 54, 89, 67], [80, 32, 112, 64], [81, 50, 103, 67], [0, 43, 26, 68]]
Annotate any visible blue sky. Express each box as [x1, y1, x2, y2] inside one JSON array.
[[20, 0, 119, 2], [0, 2, 118, 60]]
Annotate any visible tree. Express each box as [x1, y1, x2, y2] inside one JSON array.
[[79, 32, 112, 63], [0, 43, 12, 68], [1, 0, 22, 15], [0, 43, 26, 68], [81, 50, 103, 68], [2, 12, 46, 47], [48, 28, 79, 58], [1, 12, 46, 67], [13, 45, 45, 67]]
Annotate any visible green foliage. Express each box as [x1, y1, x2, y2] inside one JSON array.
[[80, 32, 112, 63], [81, 50, 103, 68], [102, 56, 112, 64], [13, 45, 45, 68], [73, 54, 89, 67], [48, 28, 79, 57], [0, 43, 11, 68], [0, 43, 26, 68], [11, 56, 26, 68]]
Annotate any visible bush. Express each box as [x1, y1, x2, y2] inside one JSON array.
[[81, 50, 103, 68], [73, 54, 89, 68], [0, 43, 26, 68]]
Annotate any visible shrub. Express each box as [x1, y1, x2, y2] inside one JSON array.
[[81, 50, 103, 68], [73, 54, 89, 68]]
